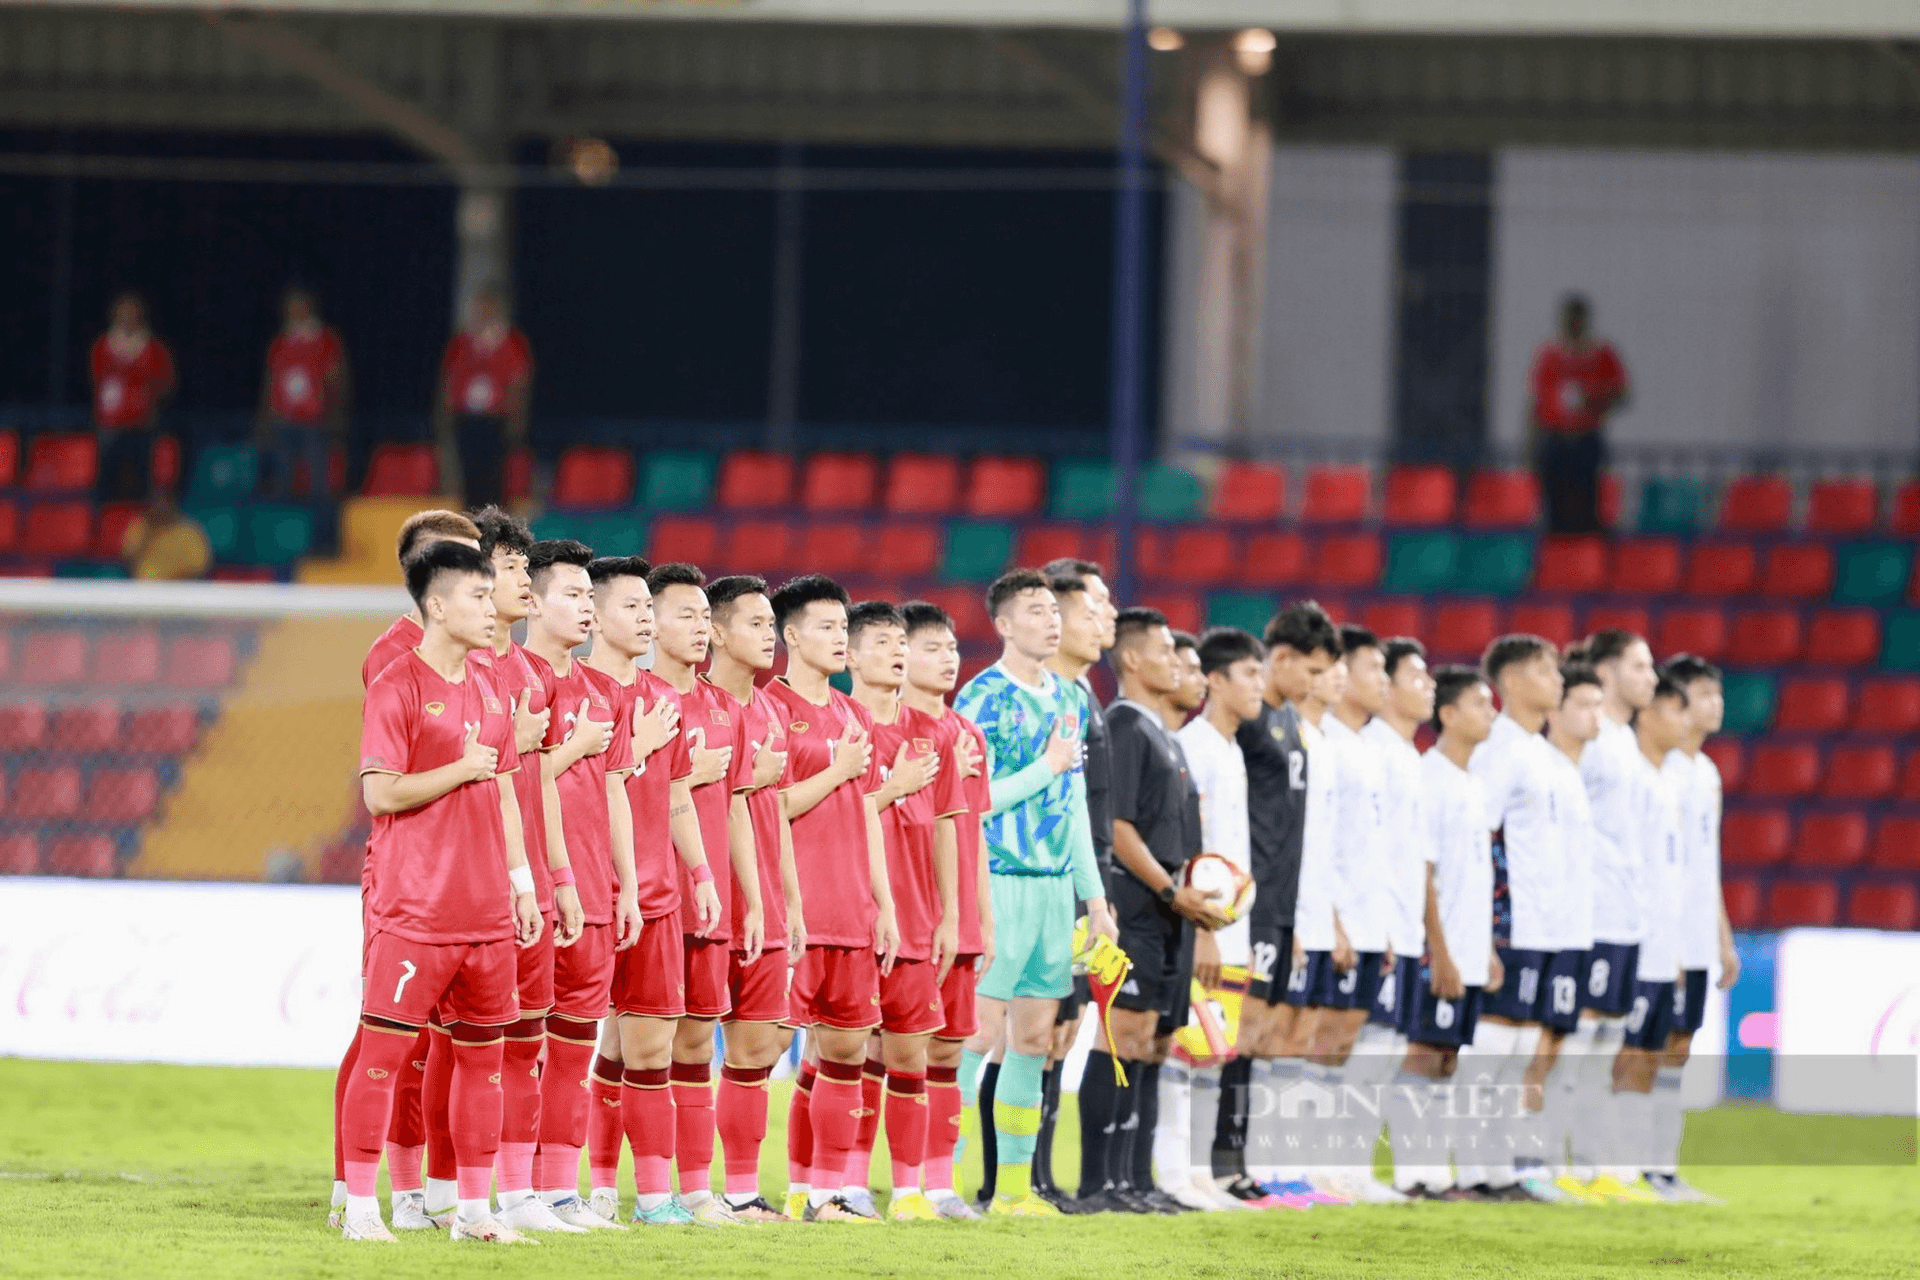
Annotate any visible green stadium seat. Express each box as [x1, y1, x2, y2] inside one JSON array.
[[1456, 533, 1534, 596], [942, 520, 1014, 582], [248, 504, 314, 565], [1719, 671, 1777, 736], [1207, 591, 1276, 635], [1139, 464, 1204, 522], [187, 505, 244, 560], [532, 510, 589, 542], [638, 450, 715, 512], [1834, 542, 1912, 606], [1050, 460, 1113, 520], [1381, 532, 1460, 594], [579, 513, 647, 557], [1638, 477, 1707, 533], [186, 444, 258, 506], [1885, 612, 1920, 672]]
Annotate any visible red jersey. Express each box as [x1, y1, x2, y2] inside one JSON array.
[[625, 670, 693, 920], [671, 678, 744, 942], [1530, 340, 1628, 433], [529, 651, 634, 927], [362, 615, 424, 690], [90, 333, 174, 430], [475, 644, 552, 915], [726, 683, 791, 952], [932, 707, 991, 956], [441, 327, 533, 417], [266, 324, 345, 425], [761, 678, 883, 950], [359, 651, 518, 945], [868, 703, 966, 962]]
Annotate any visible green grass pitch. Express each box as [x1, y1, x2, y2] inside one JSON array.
[[2, 1057, 1915, 1279]]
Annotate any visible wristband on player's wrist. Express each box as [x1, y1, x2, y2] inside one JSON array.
[[691, 863, 714, 885], [509, 866, 535, 895], [550, 865, 575, 888]]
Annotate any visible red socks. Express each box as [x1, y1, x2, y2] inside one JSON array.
[[786, 1062, 817, 1183], [886, 1070, 928, 1191], [717, 1062, 771, 1199], [382, 1028, 433, 1191], [340, 1023, 418, 1196], [495, 1019, 546, 1194], [333, 1024, 362, 1182], [448, 1029, 505, 1200], [847, 1061, 885, 1186], [421, 1027, 455, 1184], [808, 1058, 865, 1191], [586, 1054, 625, 1193], [671, 1060, 715, 1199], [923, 1064, 960, 1192], [535, 1017, 598, 1195], [622, 1067, 676, 1197]]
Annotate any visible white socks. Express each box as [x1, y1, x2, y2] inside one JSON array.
[[331, 1180, 348, 1210], [1382, 1070, 1444, 1191], [1607, 1089, 1656, 1181], [1570, 1019, 1625, 1181], [1649, 1066, 1686, 1176], [456, 1196, 491, 1225], [425, 1177, 459, 1214], [1154, 1060, 1196, 1191]]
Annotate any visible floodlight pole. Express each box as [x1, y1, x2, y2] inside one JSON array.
[[1108, 0, 1150, 605]]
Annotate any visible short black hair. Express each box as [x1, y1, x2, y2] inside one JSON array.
[[405, 539, 493, 611], [528, 539, 594, 593], [1381, 636, 1426, 679], [646, 562, 706, 596], [901, 600, 955, 638], [986, 568, 1052, 620], [1584, 628, 1643, 666], [1108, 606, 1170, 677], [1650, 672, 1690, 706], [468, 505, 533, 559], [1048, 573, 1088, 602], [1338, 624, 1380, 657], [1662, 653, 1723, 688], [707, 574, 768, 624], [1483, 633, 1557, 685], [1171, 630, 1199, 654], [1263, 599, 1341, 657], [1430, 664, 1488, 735], [1041, 557, 1103, 580], [847, 600, 905, 644], [1197, 626, 1263, 676], [770, 574, 850, 637], [588, 555, 652, 590], [1560, 661, 1601, 698]]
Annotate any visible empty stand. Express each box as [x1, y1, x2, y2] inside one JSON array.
[[1238, 531, 1307, 588], [801, 452, 879, 512], [1533, 536, 1606, 593], [1702, 738, 1745, 790], [1361, 599, 1426, 641], [1893, 480, 1920, 537], [963, 457, 1045, 517], [1846, 883, 1917, 931], [1657, 606, 1730, 659], [50, 702, 121, 755], [1869, 815, 1920, 871], [1612, 538, 1682, 594], [1760, 544, 1834, 599], [720, 519, 793, 573], [1804, 609, 1880, 666], [794, 520, 865, 575], [47, 835, 115, 878], [871, 522, 941, 577], [25, 501, 93, 557], [1211, 462, 1286, 522], [1383, 466, 1456, 525], [1583, 604, 1651, 640], [125, 705, 200, 756], [1144, 527, 1235, 586], [361, 443, 438, 496], [1820, 744, 1897, 801], [164, 634, 238, 689], [1429, 601, 1501, 663], [20, 630, 88, 685], [1463, 470, 1540, 527], [1773, 677, 1849, 732], [1723, 876, 1763, 929], [1312, 533, 1384, 588], [26, 434, 98, 491], [1727, 608, 1801, 666], [0, 833, 37, 875], [717, 451, 794, 509], [92, 503, 143, 560], [883, 455, 960, 515], [1806, 478, 1878, 534], [1300, 466, 1370, 523], [0, 700, 48, 750], [85, 767, 161, 823], [1742, 743, 1819, 798], [1766, 878, 1840, 928], [1852, 676, 1920, 734], [0, 432, 16, 487], [646, 515, 719, 566], [13, 765, 82, 818], [1508, 602, 1575, 648], [553, 446, 634, 509], [1791, 812, 1869, 869], [1140, 591, 1204, 635], [1683, 542, 1757, 596], [1721, 807, 1790, 866], [1719, 475, 1793, 531], [1015, 523, 1089, 571]]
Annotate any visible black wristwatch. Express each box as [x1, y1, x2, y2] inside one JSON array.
[[1157, 883, 1177, 905]]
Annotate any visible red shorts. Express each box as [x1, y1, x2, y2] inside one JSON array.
[[935, 955, 981, 1040], [879, 956, 945, 1035], [726, 948, 790, 1024], [552, 921, 617, 1021], [788, 945, 881, 1031], [362, 930, 518, 1029], [683, 936, 732, 1020], [610, 914, 686, 1019], [515, 928, 557, 1018]]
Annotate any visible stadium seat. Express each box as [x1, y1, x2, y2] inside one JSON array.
[[1901, 750, 1920, 803], [1656, 606, 1730, 660], [1361, 599, 1426, 642], [883, 455, 960, 515], [1846, 883, 1918, 931], [1161, 527, 1236, 586], [1851, 676, 1920, 734], [1141, 464, 1204, 522], [1683, 542, 1757, 596], [1313, 533, 1385, 589], [85, 767, 160, 823], [1533, 536, 1607, 593], [1760, 544, 1834, 599], [1766, 879, 1840, 929], [645, 515, 719, 566], [871, 522, 941, 577], [941, 521, 1014, 581], [0, 431, 16, 487], [1834, 542, 1910, 606], [185, 443, 257, 506], [1211, 462, 1287, 522], [360, 443, 438, 496], [1508, 602, 1575, 648], [1726, 608, 1801, 666], [553, 446, 634, 509], [1791, 812, 1869, 870], [1141, 591, 1204, 636], [249, 505, 314, 565], [1429, 601, 1501, 662], [1804, 609, 1881, 667], [1611, 538, 1682, 594], [716, 451, 794, 509], [504, 447, 532, 504], [0, 833, 39, 875], [152, 436, 179, 491], [1702, 738, 1744, 791], [25, 433, 98, 491], [1381, 532, 1457, 594], [1773, 677, 1849, 733], [1208, 592, 1277, 636], [1300, 465, 1370, 523], [638, 451, 716, 512], [1893, 480, 1920, 536], [801, 452, 879, 512], [919, 584, 992, 643], [1806, 478, 1879, 534], [1050, 460, 1113, 520], [24, 501, 93, 557], [50, 701, 122, 755], [1722, 876, 1763, 930], [1720, 808, 1791, 867], [1460, 534, 1534, 596], [13, 765, 82, 818], [1719, 672, 1775, 736], [0, 700, 48, 751], [20, 630, 88, 685], [164, 635, 238, 690], [1889, 611, 1920, 672], [1015, 524, 1089, 571], [1719, 475, 1793, 531], [1638, 477, 1707, 533], [963, 457, 1045, 517], [1869, 815, 1920, 871], [88, 503, 142, 561], [1600, 472, 1623, 528], [1238, 532, 1307, 588], [47, 835, 115, 878], [1820, 745, 1897, 800], [720, 519, 794, 573], [0, 499, 18, 552], [1582, 604, 1651, 641], [795, 520, 865, 575], [1383, 466, 1456, 525], [1463, 470, 1540, 527], [1743, 743, 1820, 798], [125, 705, 199, 756]]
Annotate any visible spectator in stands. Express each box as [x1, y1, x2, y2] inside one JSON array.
[[91, 292, 177, 503], [1528, 293, 1628, 535], [121, 492, 211, 581], [434, 286, 532, 509], [256, 286, 349, 500]]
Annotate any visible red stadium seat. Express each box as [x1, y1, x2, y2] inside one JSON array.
[[25, 433, 99, 491], [1723, 877, 1763, 930], [152, 436, 179, 491], [1239, 532, 1307, 588], [361, 443, 438, 496], [1309, 534, 1382, 588], [24, 501, 93, 557], [90, 502, 143, 561], [125, 705, 199, 756], [0, 700, 47, 751], [0, 499, 18, 552], [0, 431, 16, 486], [1508, 602, 1575, 648], [1683, 542, 1757, 596], [504, 447, 532, 504], [1533, 537, 1607, 593], [1720, 808, 1791, 867], [1141, 591, 1204, 636], [0, 833, 39, 875], [1300, 466, 1370, 524], [1791, 812, 1869, 870], [1760, 544, 1834, 599], [1804, 609, 1880, 666], [794, 520, 865, 575], [552, 446, 633, 509], [1600, 472, 1623, 528], [883, 455, 960, 515], [1852, 677, 1920, 734], [1773, 677, 1849, 733], [871, 522, 941, 577], [84, 767, 160, 823], [1361, 599, 1426, 642], [1582, 604, 1651, 641], [164, 635, 238, 690], [919, 584, 992, 643], [1744, 743, 1820, 798], [50, 701, 122, 755], [716, 451, 794, 509], [964, 457, 1045, 517], [1806, 478, 1879, 534], [48, 835, 115, 878], [1765, 879, 1840, 929], [800, 453, 878, 512], [1211, 462, 1287, 522], [1726, 608, 1801, 666], [1719, 476, 1793, 531], [20, 630, 88, 685], [13, 765, 81, 818], [1656, 606, 1730, 660], [1015, 524, 1088, 571], [1383, 466, 1456, 526], [91, 629, 162, 687], [1847, 883, 1919, 931], [1903, 751, 1920, 803], [720, 519, 794, 573], [1869, 815, 1920, 871], [1703, 738, 1745, 791], [1144, 528, 1234, 586], [1821, 745, 1897, 801], [1463, 470, 1540, 527], [1894, 480, 1920, 537], [1430, 601, 1501, 662], [1611, 539, 1682, 594], [646, 515, 718, 566]]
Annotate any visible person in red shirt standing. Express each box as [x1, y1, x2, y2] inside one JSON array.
[[342, 539, 542, 1245], [1528, 293, 1629, 535], [435, 288, 533, 510], [90, 292, 177, 503], [257, 286, 349, 500]]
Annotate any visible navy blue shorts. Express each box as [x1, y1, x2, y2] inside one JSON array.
[[1350, 951, 1388, 1014], [1282, 948, 1319, 1008], [1625, 979, 1677, 1050], [1536, 950, 1585, 1033], [1410, 981, 1483, 1049], [1368, 954, 1421, 1033], [1293, 949, 1367, 1009], [1483, 947, 1548, 1023], [1579, 941, 1640, 1017], [1671, 968, 1710, 1034]]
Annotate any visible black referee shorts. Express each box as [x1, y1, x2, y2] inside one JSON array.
[[1110, 872, 1193, 1021]]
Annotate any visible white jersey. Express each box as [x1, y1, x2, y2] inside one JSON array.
[[1421, 747, 1493, 988], [1178, 715, 1251, 965], [1470, 713, 1582, 952], [1665, 748, 1724, 971], [1319, 714, 1391, 954], [1362, 717, 1429, 958], [1546, 746, 1596, 952], [1293, 716, 1340, 951], [1634, 752, 1686, 982], [1581, 714, 1645, 944]]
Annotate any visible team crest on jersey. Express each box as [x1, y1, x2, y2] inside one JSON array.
[[710, 709, 730, 725], [1271, 726, 1285, 740], [424, 701, 446, 716], [913, 738, 934, 753], [790, 721, 809, 734], [483, 695, 503, 714]]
